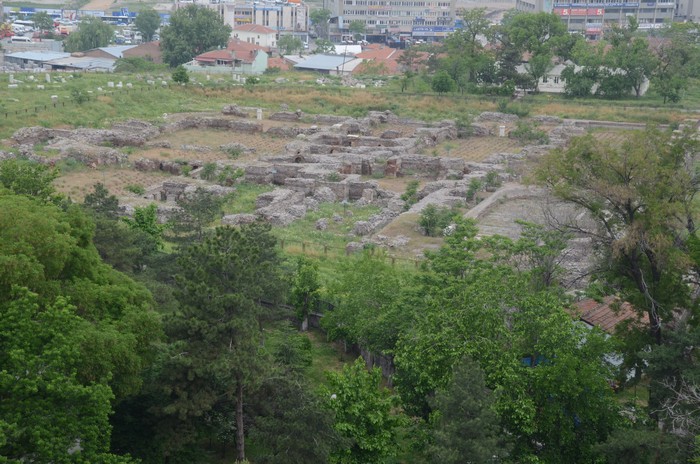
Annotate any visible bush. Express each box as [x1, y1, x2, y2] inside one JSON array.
[[485, 171, 502, 190], [400, 180, 420, 211], [126, 184, 146, 195], [419, 204, 457, 237], [263, 67, 281, 75], [69, 85, 89, 105], [172, 65, 190, 84], [217, 166, 244, 186], [225, 147, 243, 159], [201, 163, 217, 181], [466, 178, 483, 202], [325, 172, 341, 182], [497, 100, 530, 117], [115, 57, 165, 73], [509, 120, 549, 144]]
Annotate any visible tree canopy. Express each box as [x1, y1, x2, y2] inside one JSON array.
[[134, 8, 161, 42], [64, 17, 114, 52], [159, 4, 232, 67]]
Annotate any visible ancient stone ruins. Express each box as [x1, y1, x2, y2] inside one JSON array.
[[4, 104, 645, 288]]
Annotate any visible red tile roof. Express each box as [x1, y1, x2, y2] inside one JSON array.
[[195, 39, 266, 64], [572, 296, 649, 334], [226, 38, 267, 53], [234, 24, 277, 35], [352, 47, 431, 75], [268, 56, 293, 71]]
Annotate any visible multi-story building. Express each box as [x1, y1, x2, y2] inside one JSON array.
[[675, 0, 700, 21], [330, 0, 456, 42], [209, 0, 308, 34], [177, 0, 309, 38], [515, 0, 674, 39]]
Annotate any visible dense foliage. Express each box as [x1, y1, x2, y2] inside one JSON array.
[[3, 123, 700, 463], [159, 5, 232, 67]]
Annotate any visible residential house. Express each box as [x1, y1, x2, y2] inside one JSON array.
[[515, 61, 650, 96], [352, 44, 431, 75], [122, 41, 163, 64], [233, 24, 277, 49], [186, 39, 268, 75], [573, 296, 649, 335], [83, 45, 137, 60], [292, 54, 363, 75]]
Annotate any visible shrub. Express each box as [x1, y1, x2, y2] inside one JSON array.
[[509, 120, 549, 145], [217, 166, 244, 186], [172, 65, 189, 84], [181, 165, 192, 177], [126, 184, 146, 195], [485, 171, 502, 190], [201, 163, 217, 181], [497, 100, 531, 118], [225, 147, 243, 159], [69, 85, 89, 105], [400, 180, 420, 211], [419, 204, 457, 237], [326, 172, 341, 182], [466, 178, 483, 202]]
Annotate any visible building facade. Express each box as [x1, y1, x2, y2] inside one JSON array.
[[233, 23, 278, 48], [515, 0, 674, 38], [208, 0, 308, 34], [675, 0, 700, 21], [331, 0, 457, 40]]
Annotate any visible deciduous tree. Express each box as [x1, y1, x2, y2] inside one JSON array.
[[134, 7, 161, 42], [310, 8, 331, 39], [278, 34, 303, 55], [64, 17, 114, 52], [323, 358, 405, 464], [535, 128, 700, 344], [159, 4, 231, 67]]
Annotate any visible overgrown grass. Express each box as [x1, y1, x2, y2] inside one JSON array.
[[304, 329, 356, 387], [220, 182, 274, 215], [274, 202, 382, 254], [0, 70, 694, 146]]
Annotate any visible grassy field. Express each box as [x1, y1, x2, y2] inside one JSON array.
[[0, 70, 695, 145]]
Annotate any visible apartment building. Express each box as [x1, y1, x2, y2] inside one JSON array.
[[515, 0, 674, 38], [331, 0, 457, 39], [211, 0, 309, 33]]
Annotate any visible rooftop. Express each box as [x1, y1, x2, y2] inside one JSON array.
[[95, 45, 138, 58], [294, 54, 360, 72], [234, 24, 277, 35], [5, 51, 70, 62], [573, 296, 649, 334]]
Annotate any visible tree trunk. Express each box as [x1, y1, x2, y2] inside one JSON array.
[[236, 382, 245, 462]]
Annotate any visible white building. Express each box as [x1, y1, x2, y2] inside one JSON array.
[[233, 24, 278, 48], [208, 0, 309, 34], [330, 0, 457, 41], [515, 0, 674, 39]]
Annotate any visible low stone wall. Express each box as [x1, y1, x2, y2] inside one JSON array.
[[162, 117, 263, 133]]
